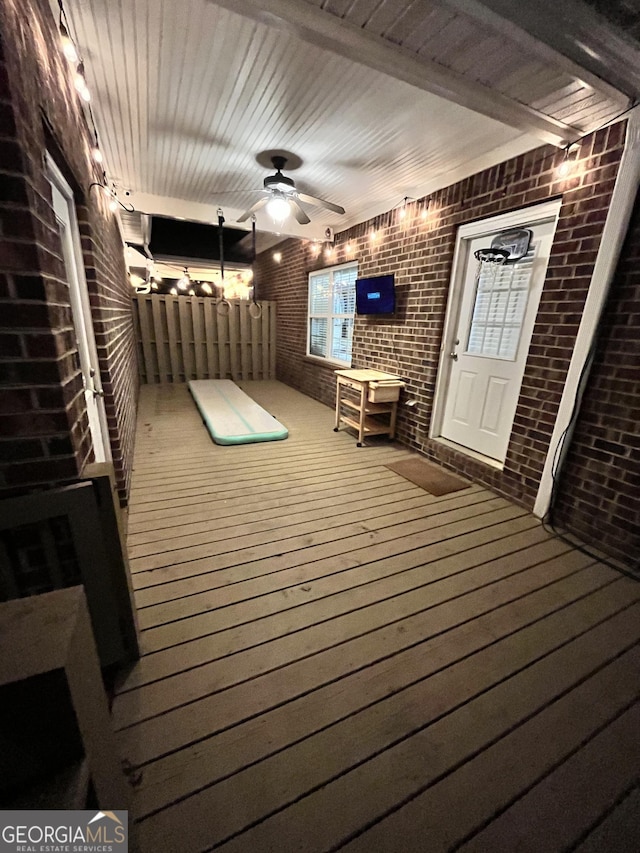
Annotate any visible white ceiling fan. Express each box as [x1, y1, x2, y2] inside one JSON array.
[[237, 155, 346, 225]]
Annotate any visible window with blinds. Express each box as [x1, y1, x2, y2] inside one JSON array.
[[466, 245, 536, 361], [308, 263, 357, 365]]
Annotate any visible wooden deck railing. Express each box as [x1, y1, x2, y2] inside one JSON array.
[[132, 294, 277, 384], [0, 467, 139, 667]]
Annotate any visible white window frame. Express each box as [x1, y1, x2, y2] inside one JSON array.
[[307, 262, 357, 367]]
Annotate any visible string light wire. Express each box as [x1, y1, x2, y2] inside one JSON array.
[[57, 0, 129, 214]]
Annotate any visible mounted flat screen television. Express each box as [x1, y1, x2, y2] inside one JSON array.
[[355, 274, 395, 315]]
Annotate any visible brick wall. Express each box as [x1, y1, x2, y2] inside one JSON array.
[[0, 0, 138, 503], [255, 122, 626, 519], [552, 189, 640, 566]]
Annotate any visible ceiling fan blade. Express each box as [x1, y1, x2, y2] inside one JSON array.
[[237, 197, 269, 222], [297, 191, 345, 215], [289, 199, 311, 225]]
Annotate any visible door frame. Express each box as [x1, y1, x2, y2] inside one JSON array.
[[430, 199, 562, 460], [46, 154, 112, 464]]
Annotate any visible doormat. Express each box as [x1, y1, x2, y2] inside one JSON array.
[[385, 457, 471, 496]]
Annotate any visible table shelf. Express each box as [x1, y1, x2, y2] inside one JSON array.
[[341, 398, 395, 415], [340, 414, 397, 436], [334, 369, 405, 446]]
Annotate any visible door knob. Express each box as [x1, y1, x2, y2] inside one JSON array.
[[89, 367, 104, 398], [449, 351, 458, 361]]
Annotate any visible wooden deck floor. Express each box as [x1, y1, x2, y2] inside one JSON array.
[[117, 381, 640, 852]]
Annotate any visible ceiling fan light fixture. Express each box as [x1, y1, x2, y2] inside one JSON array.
[[266, 194, 290, 224], [237, 153, 344, 224]]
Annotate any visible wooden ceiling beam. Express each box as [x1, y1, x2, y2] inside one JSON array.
[[452, 0, 639, 102], [207, 0, 582, 146]]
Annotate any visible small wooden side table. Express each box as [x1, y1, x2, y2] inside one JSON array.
[[334, 369, 405, 446]]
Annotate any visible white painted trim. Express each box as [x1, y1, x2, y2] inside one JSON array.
[[46, 155, 112, 464], [307, 262, 358, 367], [465, 0, 640, 102], [456, 199, 562, 239], [436, 437, 504, 471], [130, 192, 335, 244], [534, 108, 640, 517], [443, 0, 629, 109], [431, 198, 562, 442], [207, 0, 579, 145]]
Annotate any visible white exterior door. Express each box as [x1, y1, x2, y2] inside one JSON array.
[[439, 214, 557, 463], [47, 159, 112, 464]]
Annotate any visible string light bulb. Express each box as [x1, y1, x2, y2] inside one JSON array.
[[73, 62, 90, 101], [556, 144, 579, 178], [201, 282, 213, 295], [73, 65, 85, 93], [177, 268, 191, 291], [59, 22, 78, 63]]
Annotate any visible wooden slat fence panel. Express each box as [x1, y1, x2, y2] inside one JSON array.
[[178, 298, 194, 381], [203, 299, 218, 378], [166, 297, 181, 381], [151, 297, 170, 383], [269, 301, 277, 379], [259, 303, 268, 376], [192, 298, 206, 379], [132, 295, 277, 383], [239, 305, 250, 380], [216, 304, 229, 380], [228, 303, 240, 380]]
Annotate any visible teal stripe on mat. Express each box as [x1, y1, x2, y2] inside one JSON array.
[[188, 380, 288, 445]]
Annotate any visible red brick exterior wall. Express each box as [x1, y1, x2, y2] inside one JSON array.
[[255, 122, 626, 520], [0, 0, 138, 502], [552, 189, 640, 566]]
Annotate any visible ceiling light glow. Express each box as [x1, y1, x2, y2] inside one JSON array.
[[266, 196, 290, 224]]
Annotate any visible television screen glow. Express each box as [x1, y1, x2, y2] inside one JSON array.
[[355, 275, 395, 315]]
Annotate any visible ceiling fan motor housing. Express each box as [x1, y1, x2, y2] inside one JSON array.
[[264, 155, 296, 193]]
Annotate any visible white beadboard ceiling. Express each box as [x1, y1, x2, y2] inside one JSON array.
[[62, 0, 633, 246]]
